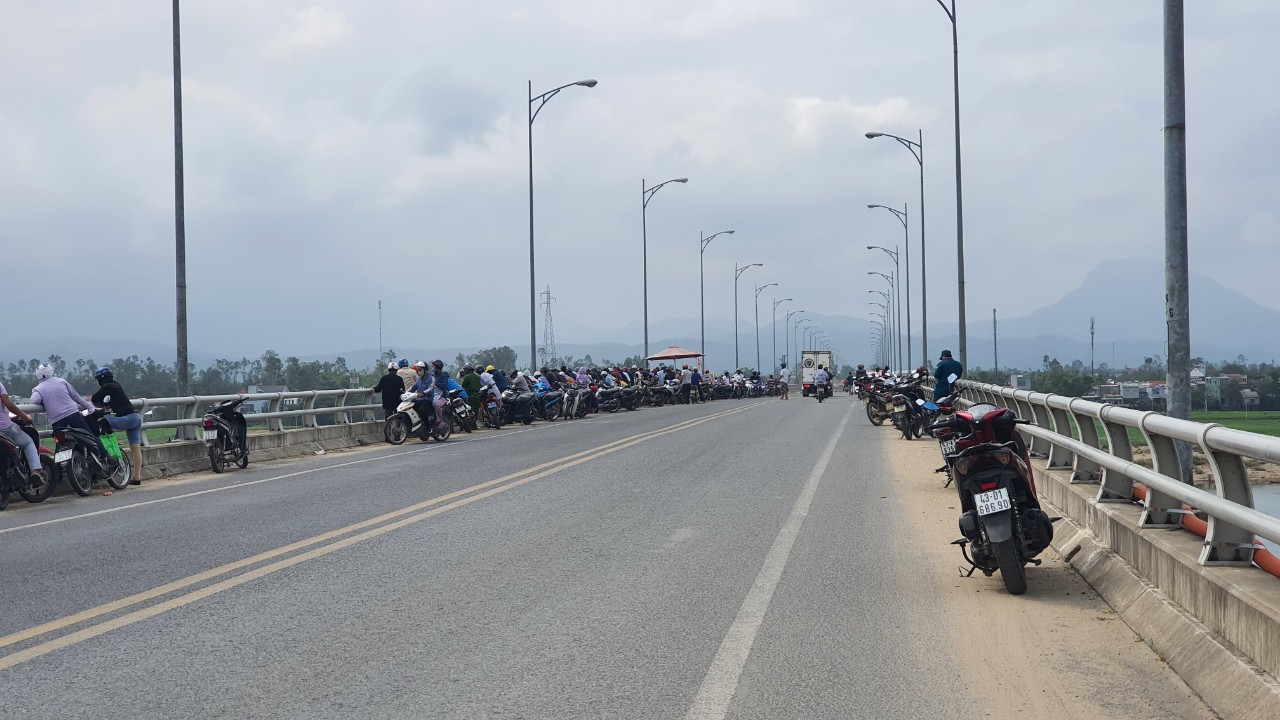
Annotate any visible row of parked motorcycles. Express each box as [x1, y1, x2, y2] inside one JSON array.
[[382, 377, 779, 446], [0, 408, 132, 510], [854, 374, 1060, 596]]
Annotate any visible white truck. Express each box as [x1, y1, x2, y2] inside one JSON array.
[[800, 350, 834, 397]]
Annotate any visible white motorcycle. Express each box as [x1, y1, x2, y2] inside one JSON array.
[[384, 392, 451, 445]]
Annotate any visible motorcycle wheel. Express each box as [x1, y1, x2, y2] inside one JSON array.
[[607, 403, 619, 413], [434, 421, 452, 441], [68, 450, 94, 496], [994, 540, 1028, 595], [235, 449, 250, 469], [384, 415, 410, 445], [19, 458, 58, 503], [106, 453, 132, 490], [209, 447, 226, 474], [456, 413, 473, 433], [0, 488, 8, 511], [913, 420, 925, 439]]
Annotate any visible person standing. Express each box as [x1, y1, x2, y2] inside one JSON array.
[[91, 367, 145, 485], [689, 364, 702, 403], [0, 379, 43, 485], [933, 350, 963, 401], [778, 363, 791, 400], [460, 366, 483, 416], [373, 362, 405, 420], [679, 364, 693, 404]]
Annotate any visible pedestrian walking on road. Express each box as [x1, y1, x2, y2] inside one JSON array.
[[778, 363, 791, 400]]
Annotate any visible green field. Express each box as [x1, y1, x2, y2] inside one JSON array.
[[1119, 410, 1280, 448]]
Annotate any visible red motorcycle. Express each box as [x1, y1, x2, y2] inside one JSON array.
[[0, 416, 58, 510], [929, 403, 1058, 595]]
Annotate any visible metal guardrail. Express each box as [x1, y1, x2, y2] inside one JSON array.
[[956, 379, 1280, 567], [17, 389, 381, 446]]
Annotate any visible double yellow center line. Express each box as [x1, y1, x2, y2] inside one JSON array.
[[0, 400, 766, 671]]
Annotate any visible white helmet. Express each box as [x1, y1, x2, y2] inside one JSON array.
[[36, 364, 54, 381]]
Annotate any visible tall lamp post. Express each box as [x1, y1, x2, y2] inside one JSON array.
[[529, 77, 598, 371], [753, 283, 778, 372], [868, 271, 896, 370], [641, 177, 689, 361], [785, 309, 805, 370], [870, 300, 891, 369], [733, 263, 763, 369], [867, 244, 904, 372], [772, 297, 792, 376], [933, 0, 967, 369], [172, 0, 188, 397], [868, 205, 911, 368], [866, 129, 927, 367], [794, 317, 811, 374], [700, 230, 735, 366]]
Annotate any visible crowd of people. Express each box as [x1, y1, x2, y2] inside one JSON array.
[[371, 358, 795, 424]]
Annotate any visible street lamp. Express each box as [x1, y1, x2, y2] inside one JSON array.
[[754, 283, 778, 372], [772, 297, 792, 376], [870, 301, 890, 368], [734, 262, 763, 369], [700, 230, 734, 366], [642, 176, 689, 361], [793, 316, 810, 374], [934, 0, 967, 368], [867, 243, 903, 373], [869, 204, 912, 368], [529, 77, 598, 371], [866, 129, 927, 368], [868, 271, 896, 370], [785, 309, 805, 371]]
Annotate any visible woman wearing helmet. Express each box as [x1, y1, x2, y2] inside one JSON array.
[[91, 367, 144, 484]]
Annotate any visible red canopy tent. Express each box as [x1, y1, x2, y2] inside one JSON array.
[[645, 345, 704, 362]]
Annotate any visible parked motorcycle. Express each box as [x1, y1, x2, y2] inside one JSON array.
[[534, 386, 564, 421], [620, 385, 643, 410], [203, 396, 249, 473], [864, 385, 893, 426], [447, 389, 476, 433], [596, 385, 622, 413], [929, 404, 1058, 595], [385, 392, 452, 445], [502, 389, 538, 426], [54, 408, 132, 495], [0, 416, 57, 509], [479, 389, 504, 429]]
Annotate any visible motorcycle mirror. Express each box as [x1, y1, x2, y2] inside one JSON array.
[[915, 398, 925, 406], [102, 396, 111, 403]]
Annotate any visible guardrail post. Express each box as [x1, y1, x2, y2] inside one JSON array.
[[1138, 413, 1185, 528], [362, 390, 376, 422], [334, 390, 350, 425], [177, 396, 201, 441], [1067, 399, 1102, 484], [303, 391, 319, 428], [268, 394, 284, 432], [1197, 424, 1256, 565], [1045, 397, 1075, 470], [1097, 406, 1135, 503]]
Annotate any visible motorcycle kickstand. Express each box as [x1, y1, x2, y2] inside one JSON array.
[[950, 538, 978, 578]]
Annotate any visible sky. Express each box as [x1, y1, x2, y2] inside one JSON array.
[[3, 1, 1278, 366]]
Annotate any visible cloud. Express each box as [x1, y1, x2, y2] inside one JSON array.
[[268, 5, 352, 57], [1243, 212, 1280, 248]]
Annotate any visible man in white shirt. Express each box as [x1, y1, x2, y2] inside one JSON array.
[[812, 365, 831, 398], [778, 364, 792, 400]]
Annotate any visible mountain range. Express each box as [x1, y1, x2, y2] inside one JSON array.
[[4, 261, 1277, 374]]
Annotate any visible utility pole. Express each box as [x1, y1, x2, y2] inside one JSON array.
[[172, 0, 188, 397], [378, 300, 383, 368], [1164, 0, 1193, 484], [1090, 316, 1096, 379], [992, 308, 998, 374]]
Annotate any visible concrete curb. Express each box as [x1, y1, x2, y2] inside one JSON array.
[[1039, 467, 1280, 720]]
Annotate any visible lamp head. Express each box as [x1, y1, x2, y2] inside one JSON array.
[[725, 229, 735, 234], [865, 132, 883, 139], [577, 79, 599, 88], [674, 177, 689, 183]]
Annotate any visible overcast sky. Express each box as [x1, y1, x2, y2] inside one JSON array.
[[3, 1, 1278, 363]]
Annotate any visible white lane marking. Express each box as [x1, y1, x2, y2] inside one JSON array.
[[684, 402, 853, 720], [0, 404, 735, 535]]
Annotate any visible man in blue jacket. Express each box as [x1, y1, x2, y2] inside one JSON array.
[[934, 349, 963, 401]]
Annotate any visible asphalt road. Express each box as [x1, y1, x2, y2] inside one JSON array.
[[0, 393, 1210, 719]]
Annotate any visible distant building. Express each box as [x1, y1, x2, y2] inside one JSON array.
[[1241, 389, 1260, 408], [1009, 374, 1031, 391], [245, 385, 300, 414], [1190, 366, 1206, 385]]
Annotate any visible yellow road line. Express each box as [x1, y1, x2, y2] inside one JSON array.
[[0, 401, 766, 669]]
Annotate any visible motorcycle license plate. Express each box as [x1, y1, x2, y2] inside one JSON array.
[[203, 430, 218, 441], [487, 402, 497, 410], [54, 449, 73, 463], [940, 439, 957, 454], [975, 487, 1011, 516]]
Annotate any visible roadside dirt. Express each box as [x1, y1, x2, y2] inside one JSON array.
[[881, 428, 1219, 720]]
